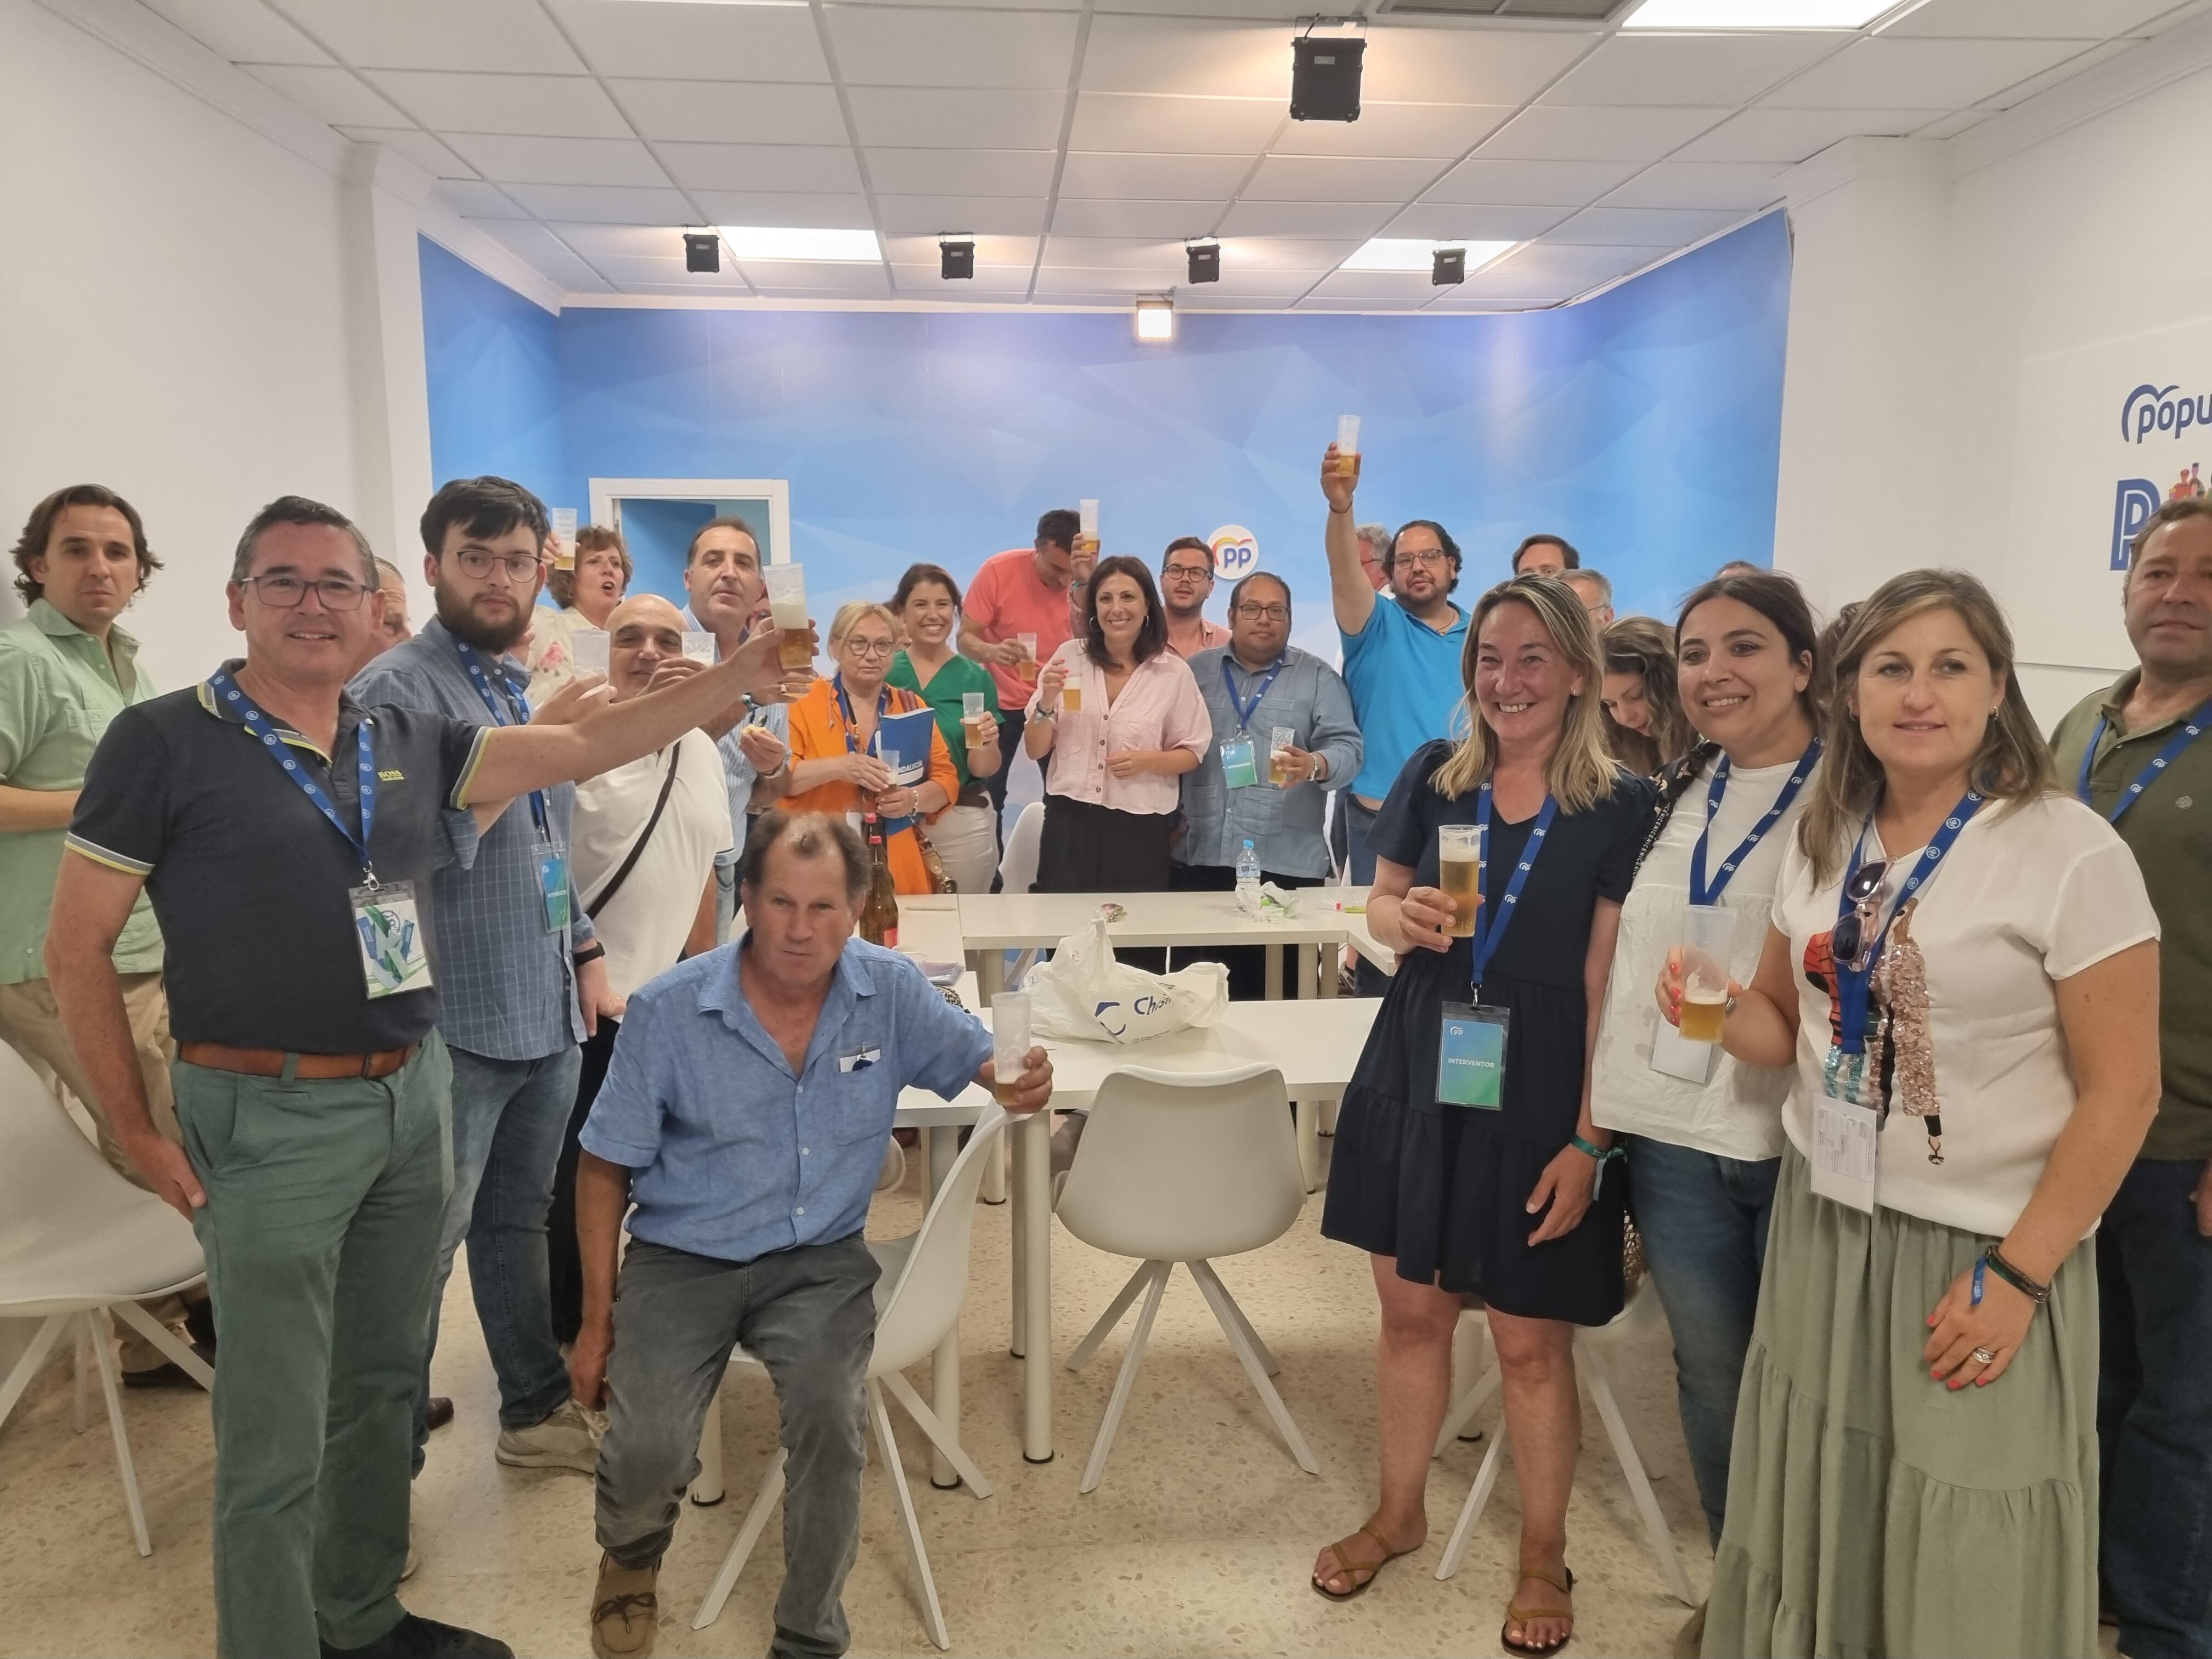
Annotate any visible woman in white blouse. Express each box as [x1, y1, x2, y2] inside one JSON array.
[[1659, 569, 2161, 1657]]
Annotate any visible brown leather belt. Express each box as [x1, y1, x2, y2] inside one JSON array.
[[180, 1041, 416, 1081]]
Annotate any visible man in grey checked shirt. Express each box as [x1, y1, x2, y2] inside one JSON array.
[[352, 476, 624, 1500]]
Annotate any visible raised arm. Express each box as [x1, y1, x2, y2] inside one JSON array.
[[1322, 445, 1378, 637]]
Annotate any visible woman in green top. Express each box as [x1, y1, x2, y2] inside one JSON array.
[[888, 562, 1004, 891]]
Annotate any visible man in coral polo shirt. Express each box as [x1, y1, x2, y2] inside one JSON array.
[[958, 507, 1082, 820]]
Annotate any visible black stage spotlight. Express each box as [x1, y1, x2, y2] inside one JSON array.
[[1432, 246, 1466, 286], [1187, 240, 1220, 284], [683, 232, 720, 273], [940, 238, 975, 280], [1290, 29, 1364, 122]]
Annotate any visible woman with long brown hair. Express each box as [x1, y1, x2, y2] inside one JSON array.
[[1600, 616, 1696, 776]]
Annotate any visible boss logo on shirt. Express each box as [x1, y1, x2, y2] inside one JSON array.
[[378, 769, 405, 782]]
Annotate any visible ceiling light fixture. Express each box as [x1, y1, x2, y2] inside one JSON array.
[[716, 225, 881, 263], [1135, 298, 1176, 343], [1432, 248, 1465, 286], [1289, 18, 1365, 122], [940, 239, 975, 280], [1187, 241, 1221, 285], [682, 231, 720, 273], [1621, 0, 1894, 27], [1341, 237, 1516, 274]]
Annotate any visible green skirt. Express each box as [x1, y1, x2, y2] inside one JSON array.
[[1703, 1147, 2098, 1659]]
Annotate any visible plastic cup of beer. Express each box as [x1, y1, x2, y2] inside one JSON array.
[[681, 630, 716, 664], [1061, 661, 1083, 713], [1076, 498, 1101, 557], [962, 690, 989, 744], [550, 507, 578, 568], [1017, 634, 1040, 683], [763, 563, 812, 669], [1269, 726, 1297, 786], [1334, 416, 1362, 482], [572, 628, 610, 678], [1678, 904, 1737, 1042], [1437, 824, 1483, 939], [990, 992, 1032, 1106]]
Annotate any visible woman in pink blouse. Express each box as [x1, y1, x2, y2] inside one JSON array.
[[1026, 554, 1212, 896]]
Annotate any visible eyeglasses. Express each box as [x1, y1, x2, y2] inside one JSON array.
[[1831, 859, 1891, 973], [452, 549, 544, 582], [843, 638, 896, 659], [1393, 549, 1449, 571], [1163, 565, 1213, 582], [242, 574, 371, 611], [1234, 602, 1289, 622]]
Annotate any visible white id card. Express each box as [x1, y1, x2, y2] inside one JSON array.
[[1649, 1013, 1718, 1085], [1810, 1089, 1878, 1214], [350, 879, 433, 1000]]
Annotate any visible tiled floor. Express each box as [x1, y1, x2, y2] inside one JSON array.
[[0, 1138, 1712, 1658]]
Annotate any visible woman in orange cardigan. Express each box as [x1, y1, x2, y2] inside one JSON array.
[[783, 600, 960, 894]]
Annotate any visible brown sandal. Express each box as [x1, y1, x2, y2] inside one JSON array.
[[1311, 1524, 1412, 1602], [1500, 1565, 1576, 1655]]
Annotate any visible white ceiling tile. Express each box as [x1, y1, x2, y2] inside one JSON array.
[[364, 71, 629, 138], [1598, 160, 1787, 211], [874, 194, 1051, 235], [1673, 105, 1948, 161], [1308, 269, 1464, 300], [884, 232, 1038, 264], [337, 126, 478, 179], [1360, 25, 1598, 105], [1976, 37, 2137, 108], [608, 80, 849, 146], [850, 0, 1077, 9], [474, 219, 614, 287], [591, 253, 752, 289], [240, 64, 412, 128], [1546, 205, 1742, 245], [690, 191, 873, 228], [867, 149, 1059, 196], [143, 0, 329, 65], [1214, 237, 1361, 270], [1423, 156, 1644, 206], [1294, 296, 1439, 312], [1098, 0, 1315, 14], [1039, 238, 1186, 274], [1188, 264, 1334, 296], [1451, 266, 1575, 302], [1243, 154, 1442, 201], [1268, 101, 1514, 160], [1178, 290, 1309, 308], [543, 223, 693, 261], [1910, 108, 1991, 140], [1429, 296, 1555, 312], [1476, 105, 1728, 162], [1761, 37, 2091, 110], [501, 184, 693, 224], [1060, 151, 1256, 199], [1048, 199, 1226, 238], [1882, 0, 2180, 38], [264, 0, 585, 73], [1382, 203, 1570, 240], [1033, 267, 1170, 296], [1080, 16, 1288, 99], [1068, 93, 1282, 155], [1540, 32, 1836, 108], [657, 143, 864, 194], [540, 0, 830, 82], [826, 5, 1079, 88], [848, 88, 1066, 149], [1484, 241, 1671, 291], [430, 179, 528, 219], [1214, 199, 1400, 238], [443, 134, 672, 189], [736, 262, 893, 295], [891, 263, 1034, 293]]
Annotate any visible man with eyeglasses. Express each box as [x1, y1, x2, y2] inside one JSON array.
[[1159, 537, 1231, 659], [1173, 572, 1361, 998], [46, 493, 804, 1659]]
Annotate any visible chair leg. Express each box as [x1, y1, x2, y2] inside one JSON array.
[[690, 1448, 787, 1630], [880, 1371, 994, 1500], [1192, 1260, 1280, 1376], [0, 1314, 70, 1430], [1434, 1418, 1509, 1582], [84, 1311, 152, 1558], [111, 1302, 213, 1389], [1066, 1261, 1154, 1374], [1077, 1261, 1167, 1495], [1186, 1261, 1319, 1477], [1295, 1099, 1319, 1193], [869, 1379, 950, 1651], [689, 1379, 726, 1505], [1581, 1347, 1697, 1606], [1433, 1364, 1501, 1458], [73, 1319, 91, 1434]]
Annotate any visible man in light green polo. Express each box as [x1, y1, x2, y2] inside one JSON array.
[[0, 482, 205, 1379]]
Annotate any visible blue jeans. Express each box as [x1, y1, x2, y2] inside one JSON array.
[[1623, 1134, 1779, 1545], [413, 1042, 582, 1473], [2099, 1156, 2212, 1659]]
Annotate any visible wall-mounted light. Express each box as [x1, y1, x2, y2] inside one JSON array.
[[1135, 298, 1176, 343]]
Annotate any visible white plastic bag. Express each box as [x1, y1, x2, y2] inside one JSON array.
[[1023, 918, 1228, 1045]]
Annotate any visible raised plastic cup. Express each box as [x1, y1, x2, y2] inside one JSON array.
[[681, 630, 716, 664], [571, 628, 610, 678], [1437, 823, 1482, 939], [763, 563, 812, 670], [1076, 498, 1100, 557], [1334, 415, 1362, 481]]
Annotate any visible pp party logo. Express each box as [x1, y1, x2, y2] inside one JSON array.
[[1209, 526, 1260, 580]]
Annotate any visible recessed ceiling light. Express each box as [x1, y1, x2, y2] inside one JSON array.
[[717, 225, 881, 263], [1621, 0, 1892, 26], [1135, 298, 1175, 343], [1341, 238, 1516, 274]]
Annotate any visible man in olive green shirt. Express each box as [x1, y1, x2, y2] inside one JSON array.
[[0, 483, 201, 1378], [2049, 493, 2212, 1659]]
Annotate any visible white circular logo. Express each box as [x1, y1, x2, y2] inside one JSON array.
[[1209, 524, 1259, 580]]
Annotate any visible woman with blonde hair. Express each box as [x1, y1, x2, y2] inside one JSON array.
[[1312, 574, 1654, 1655], [1660, 569, 2162, 1657], [1600, 616, 1696, 776]]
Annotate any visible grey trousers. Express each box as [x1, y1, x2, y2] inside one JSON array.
[[595, 1234, 879, 1659]]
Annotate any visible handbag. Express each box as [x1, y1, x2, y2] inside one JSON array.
[[585, 746, 681, 918], [910, 820, 958, 895]]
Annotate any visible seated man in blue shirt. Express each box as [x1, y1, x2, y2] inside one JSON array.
[[568, 810, 1051, 1659]]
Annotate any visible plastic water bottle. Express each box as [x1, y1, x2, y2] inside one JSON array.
[[1236, 839, 1261, 915]]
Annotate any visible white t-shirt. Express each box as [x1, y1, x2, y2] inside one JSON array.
[[572, 730, 733, 999], [1593, 752, 1809, 1161], [1771, 793, 2158, 1238]]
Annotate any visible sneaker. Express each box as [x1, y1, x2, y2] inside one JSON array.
[[319, 1612, 513, 1657], [495, 1397, 602, 1474], [590, 1555, 659, 1659]]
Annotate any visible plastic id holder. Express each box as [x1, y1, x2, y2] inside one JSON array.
[[1436, 1002, 1510, 1110], [1811, 1070, 1878, 1214], [1650, 1014, 1719, 1085], [351, 879, 433, 1000], [537, 850, 573, 934], [1220, 736, 1260, 788]]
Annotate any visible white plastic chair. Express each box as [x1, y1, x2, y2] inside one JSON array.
[[691, 1105, 1009, 1649], [0, 1073, 212, 1557], [1055, 1063, 1321, 1493], [997, 799, 1045, 897], [1429, 1278, 1695, 1604]]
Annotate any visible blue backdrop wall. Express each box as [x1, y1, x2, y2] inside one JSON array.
[[420, 213, 1790, 652]]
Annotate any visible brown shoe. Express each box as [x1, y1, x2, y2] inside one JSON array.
[[425, 1396, 455, 1431], [590, 1554, 659, 1659]]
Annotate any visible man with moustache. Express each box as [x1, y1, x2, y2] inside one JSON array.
[[2051, 493, 2212, 1659], [351, 476, 614, 1491]]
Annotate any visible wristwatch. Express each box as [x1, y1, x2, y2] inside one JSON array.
[[1035, 704, 1058, 722]]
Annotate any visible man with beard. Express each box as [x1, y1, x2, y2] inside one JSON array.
[[1159, 537, 1230, 659], [351, 477, 617, 1509]]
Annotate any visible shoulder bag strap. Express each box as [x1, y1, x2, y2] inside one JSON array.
[[585, 745, 683, 919]]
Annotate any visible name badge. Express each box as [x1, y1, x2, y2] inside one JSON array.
[[838, 1046, 883, 1073], [1436, 1003, 1510, 1109], [538, 850, 572, 934], [1649, 1013, 1718, 1085], [351, 879, 433, 1000], [1220, 736, 1259, 789], [1810, 1083, 1878, 1214]]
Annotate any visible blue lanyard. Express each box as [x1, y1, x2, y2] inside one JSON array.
[[1221, 654, 1287, 733], [208, 668, 379, 878], [1469, 785, 1560, 998], [2076, 704, 2210, 823], [1833, 791, 1983, 1053], [834, 675, 914, 835], [1689, 739, 1821, 907], [451, 638, 549, 839]]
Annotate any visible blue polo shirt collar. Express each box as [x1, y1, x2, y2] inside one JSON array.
[[699, 934, 882, 1077]]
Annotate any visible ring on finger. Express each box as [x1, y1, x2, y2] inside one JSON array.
[[1969, 1346, 1997, 1365]]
